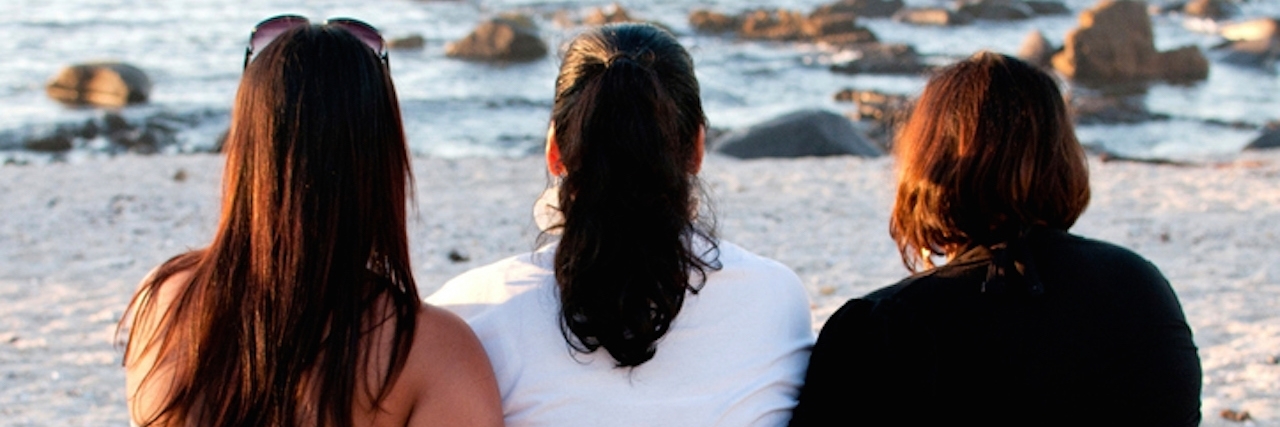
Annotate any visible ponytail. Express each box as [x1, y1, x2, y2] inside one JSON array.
[[547, 24, 718, 367]]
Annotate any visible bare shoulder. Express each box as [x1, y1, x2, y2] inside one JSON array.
[[402, 304, 504, 427], [123, 265, 196, 426]]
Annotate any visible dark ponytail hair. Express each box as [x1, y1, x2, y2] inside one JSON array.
[[547, 23, 719, 367]]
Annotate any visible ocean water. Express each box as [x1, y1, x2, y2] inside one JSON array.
[[3, 0, 1279, 161]]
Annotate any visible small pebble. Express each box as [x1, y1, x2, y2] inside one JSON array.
[[173, 168, 188, 182], [1220, 409, 1252, 422], [447, 249, 470, 263], [1266, 355, 1279, 365]]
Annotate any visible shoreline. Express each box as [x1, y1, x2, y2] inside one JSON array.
[[2, 152, 1278, 425]]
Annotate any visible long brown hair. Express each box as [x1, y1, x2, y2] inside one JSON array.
[[120, 24, 419, 427], [890, 51, 1090, 272], [547, 23, 719, 367]]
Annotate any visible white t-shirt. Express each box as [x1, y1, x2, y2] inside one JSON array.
[[427, 240, 814, 427]]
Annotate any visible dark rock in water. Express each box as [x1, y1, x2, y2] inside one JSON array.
[[739, 9, 811, 41], [24, 134, 73, 153], [1018, 30, 1057, 68], [829, 43, 927, 75], [806, 13, 878, 45], [1025, 1, 1071, 15], [1244, 121, 1280, 151], [1213, 38, 1280, 68], [1052, 0, 1208, 84], [955, 0, 1035, 20], [689, 10, 739, 33], [834, 89, 912, 150], [893, 8, 973, 26], [387, 34, 426, 50], [1183, 0, 1237, 20], [713, 109, 884, 159], [1157, 45, 1211, 82], [690, 7, 878, 45], [445, 14, 547, 62], [46, 62, 152, 107], [810, 0, 905, 18], [1070, 92, 1169, 125]]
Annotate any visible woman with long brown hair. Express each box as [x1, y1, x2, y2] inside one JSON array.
[[119, 16, 502, 427], [788, 52, 1201, 426], [427, 23, 813, 426]]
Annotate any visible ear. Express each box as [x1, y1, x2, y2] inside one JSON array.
[[689, 125, 705, 175], [545, 123, 566, 177]]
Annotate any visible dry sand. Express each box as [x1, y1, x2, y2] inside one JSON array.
[[1, 152, 1277, 425]]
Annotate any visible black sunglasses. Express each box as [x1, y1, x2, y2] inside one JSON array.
[[243, 15, 388, 69]]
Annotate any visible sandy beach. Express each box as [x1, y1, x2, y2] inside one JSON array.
[[1, 151, 1277, 425]]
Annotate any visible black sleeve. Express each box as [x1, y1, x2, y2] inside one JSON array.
[[788, 298, 891, 427], [1114, 261, 1203, 427]]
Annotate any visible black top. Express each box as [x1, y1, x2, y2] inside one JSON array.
[[789, 229, 1201, 426]]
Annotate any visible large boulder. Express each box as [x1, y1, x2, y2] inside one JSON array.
[[1051, 0, 1208, 83], [956, 0, 1035, 20], [445, 14, 547, 62], [1017, 30, 1057, 68], [46, 62, 152, 108], [893, 8, 973, 26], [1244, 121, 1280, 151], [713, 110, 884, 159], [810, 0, 905, 18]]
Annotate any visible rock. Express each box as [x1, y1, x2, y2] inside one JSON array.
[[45, 62, 152, 108], [713, 109, 884, 158], [1070, 93, 1169, 124], [1025, 1, 1071, 15], [893, 8, 973, 26], [23, 134, 73, 153], [1183, 0, 1237, 20], [1157, 45, 1210, 81], [387, 34, 426, 50], [1244, 121, 1280, 150], [445, 14, 547, 62], [1220, 18, 1280, 42], [1051, 0, 1208, 83], [739, 9, 811, 41], [833, 88, 912, 149], [689, 10, 740, 33], [584, 3, 636, 26], [1213, 38, 1280, 68], [1018, 30, 1057, 68], [805, 13, 878, 45], [956, 0, 1035, 20], [810, 0, 906, 18], [829, 43, 927, 74]]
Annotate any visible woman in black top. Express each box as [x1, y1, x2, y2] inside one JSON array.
[[788, 52, 1201, 426]]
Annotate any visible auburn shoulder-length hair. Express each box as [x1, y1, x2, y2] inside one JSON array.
[[120, 24, 418, 427], [890, 51, 1090, 272]]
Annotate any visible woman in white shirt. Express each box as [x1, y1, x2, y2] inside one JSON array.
[[428, 23, 813, 427]]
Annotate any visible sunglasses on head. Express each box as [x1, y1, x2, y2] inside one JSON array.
[[244, 15, 388, 69]]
